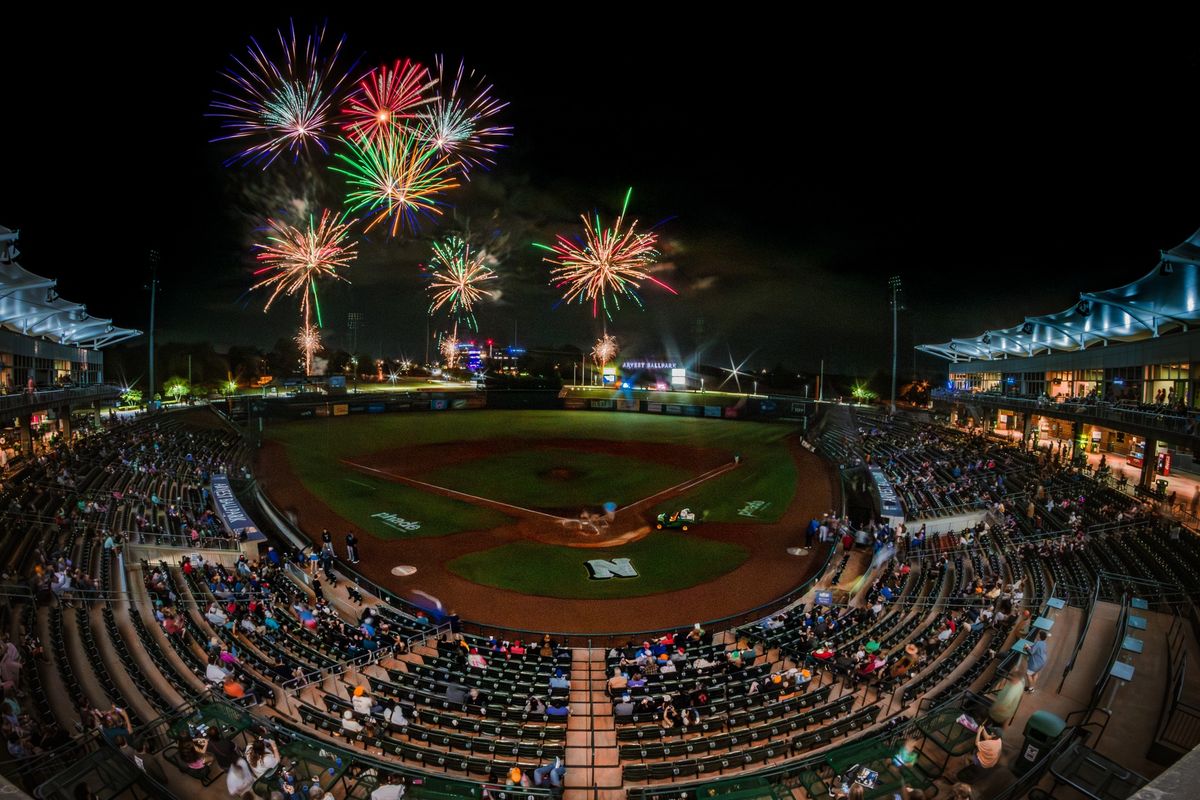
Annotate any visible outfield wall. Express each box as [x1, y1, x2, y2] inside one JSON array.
[[241, 388, 816, 424]]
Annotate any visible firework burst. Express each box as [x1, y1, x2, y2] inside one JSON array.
[[592, 333, 618, 366], [331, 127, 460, 235], [253, 210, 356, 373], [253, 209, 357, 317], [440, 327, 461, 369], [209, 21, 356, 167], [342, 59, 435, 143], [424, 235, 497, 329], [536, 188, 676, 319], [416, 56, 512, 175], [295, 325, 322, 373]]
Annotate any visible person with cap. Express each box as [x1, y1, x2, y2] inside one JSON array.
[[345, 531, 360, 564], [341, 710, 364, 736], [352, 686, 383, 716], [614, 694, 635, 716], [889, 644, 919, 679], [549, 669, 571, 690]]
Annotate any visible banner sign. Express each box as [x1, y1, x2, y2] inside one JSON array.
[[617, 399, 639, 411], [665, 404, 682, 415], [590, 399, 614, 409], [564, 398, 586, 409], [211, 474, 264, 541], [815, 590, 833, 607], [868, 465, 905, 520], [704, 406, 722, 418], [647, 403, 663, 413]]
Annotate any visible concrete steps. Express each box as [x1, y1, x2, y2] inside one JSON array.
[[563, 646, 621, 800]]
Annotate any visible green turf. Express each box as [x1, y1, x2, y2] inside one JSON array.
[[270, 435, 511, 540], [445, 535, 750, 599], [422, 447, 694, 510], [265, 410, 799, 538]]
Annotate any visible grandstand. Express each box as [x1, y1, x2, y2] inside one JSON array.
[[4, 229, 1200, 800]]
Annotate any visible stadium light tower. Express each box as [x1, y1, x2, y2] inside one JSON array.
[[889, 275, 904, 414]]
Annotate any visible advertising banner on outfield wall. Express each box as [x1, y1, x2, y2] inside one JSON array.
[[724, 407, 740, 418], [590, 399, 614, 409], [617, 399, 639, 411], [647, 403, 663, 413], [705, 406, 722, 417], [564, 398, 586, 409], [333, 404, 348, 416], [666, 405, 682, 414], [211, 474, 265, 542]]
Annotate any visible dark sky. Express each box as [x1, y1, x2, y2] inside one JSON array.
[[6, 12, 1200, 376]]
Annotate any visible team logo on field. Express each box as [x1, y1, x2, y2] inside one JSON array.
[[585, 558, 638, 580]]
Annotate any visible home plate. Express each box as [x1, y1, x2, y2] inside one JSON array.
[[786, 548, 809, 556], [391, 565, 417, 577]]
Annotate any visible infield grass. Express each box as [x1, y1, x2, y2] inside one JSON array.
[[445, 535, 750, 599]]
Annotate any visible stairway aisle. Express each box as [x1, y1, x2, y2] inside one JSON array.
[[564, 646, 623, 800]]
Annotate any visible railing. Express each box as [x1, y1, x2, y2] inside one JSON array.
[[1153, 613, 1200, 757], [1059, 575, 1102, 692], [0, 383, 120, 415], [932, 388, 1200, 438], [126, 530, 243, 551], [282, 644, 397, 692]]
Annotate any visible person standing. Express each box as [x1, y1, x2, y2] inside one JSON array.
[[1024, 630, 1049, 693], [346, 532, 360, 564], [321, 529, 333, 556]]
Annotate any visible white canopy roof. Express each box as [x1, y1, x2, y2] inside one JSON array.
[[918, 226, 1200, 362], [0, 226, 140, 348]]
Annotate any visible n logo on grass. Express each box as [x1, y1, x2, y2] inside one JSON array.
[[585, 558, 638, 580]]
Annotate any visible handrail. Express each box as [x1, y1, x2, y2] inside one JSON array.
[[1059, 574, 1102, 692]]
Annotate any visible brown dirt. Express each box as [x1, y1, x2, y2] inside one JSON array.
[[255, 431, 834, 637]]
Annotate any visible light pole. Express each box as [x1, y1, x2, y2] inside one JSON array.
[[889, 275, 903, 414]]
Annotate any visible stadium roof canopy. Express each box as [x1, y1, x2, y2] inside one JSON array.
[[0, 226, 141, 349], [917, 226, 1200, 362]]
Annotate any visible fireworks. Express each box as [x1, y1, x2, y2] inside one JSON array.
[[331, 127, 460, 235], [295, 325, 322, 374], [210, 21, 356, 167], [342, 59, 434, 143], [592, 333, 618, 366], [440, 328, 461, 368], [253, 210, 356, 374], [253, 209, 357, 318], [537, 188, 676, 319], [424, 235, 497, 329], [416, 56, 512, 175]]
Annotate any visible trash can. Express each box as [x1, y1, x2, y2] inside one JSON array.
[[1014, 711, 1066, 776]]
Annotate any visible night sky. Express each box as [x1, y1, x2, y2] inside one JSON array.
[[6, 12, 1200, 376]]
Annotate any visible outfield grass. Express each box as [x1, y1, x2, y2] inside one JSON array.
[[445, 535, 749, 599], [423, 448, 694, 510], [265, 410, 798, 537]]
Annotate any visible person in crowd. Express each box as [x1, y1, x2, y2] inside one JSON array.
[[1024, 630, 1050, 692]]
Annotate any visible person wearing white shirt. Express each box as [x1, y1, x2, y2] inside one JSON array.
[[341, 710, 364, 734], [371, 774, 406, 800]]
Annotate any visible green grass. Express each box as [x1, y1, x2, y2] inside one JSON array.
[[265, 410, 799, 537], [424, 448, 693, 510], [650, 448, 798, 524], [445, 535, 749, 599]]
